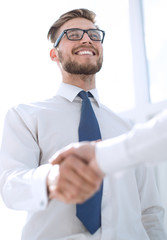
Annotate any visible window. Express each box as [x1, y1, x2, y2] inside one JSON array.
[[96, 0, 135, 112], [141, 0, 167, 226], [142, 0, 167, 103]]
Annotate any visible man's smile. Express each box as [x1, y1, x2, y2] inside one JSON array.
[[73, 47, 97, 56], [76, 50, 94, 56]]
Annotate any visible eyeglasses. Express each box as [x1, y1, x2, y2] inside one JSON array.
[[54, 28, 105, 48]]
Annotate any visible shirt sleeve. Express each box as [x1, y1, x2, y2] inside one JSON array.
[[135, 166, 167, 240], [96, 110, 167, 239], [96, 109, 167, 175], [0, 107, 52, 211]]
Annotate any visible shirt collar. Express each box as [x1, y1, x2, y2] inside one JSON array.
[[89, 88, 101, 107], [56, 83, 101, 107]]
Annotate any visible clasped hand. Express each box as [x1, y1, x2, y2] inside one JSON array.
[[47, 142, 104, 204]]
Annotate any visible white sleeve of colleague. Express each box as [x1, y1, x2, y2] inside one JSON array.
[[96, 109, 167, 175], [0, 108, 51, 211]]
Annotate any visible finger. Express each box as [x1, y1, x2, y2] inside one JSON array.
[[49, 141, 91, 165], [48, 158, 102, 203], [49, 144, 77, 165], [62, 170, 99, 197], [54, 182, 96, 204], [47, 158, 91, 201], [56, 157, 101, 198], [49, 176, 91, 204], [51, 190, 85, 204], [65, 155, 102, 187], [58, 157, 97, 191]]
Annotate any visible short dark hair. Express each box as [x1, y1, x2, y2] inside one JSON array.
[[47, 8, 97, 44]]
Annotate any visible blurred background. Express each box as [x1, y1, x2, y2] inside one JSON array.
[[0, 0, 167, 238]]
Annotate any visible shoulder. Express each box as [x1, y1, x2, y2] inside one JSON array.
[[11, 96, 59, 116], [4, 97, 57, 128]]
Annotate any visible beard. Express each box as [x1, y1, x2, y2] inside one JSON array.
[[58, 51, 103, 75]]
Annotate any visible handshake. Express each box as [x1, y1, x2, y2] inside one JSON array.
[[47, 142, 104, 204]]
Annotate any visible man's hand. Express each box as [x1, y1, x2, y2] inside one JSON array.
[[47, 142, 104, 203], [50, 142, 104, 176]]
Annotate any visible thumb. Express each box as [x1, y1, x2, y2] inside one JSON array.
[[49, 144, 75, 165]]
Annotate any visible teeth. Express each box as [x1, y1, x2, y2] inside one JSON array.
[[77, 51, 93, 56]]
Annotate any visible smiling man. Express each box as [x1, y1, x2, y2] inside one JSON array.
[[0, 8, 166, 240], [49, 15, 104, 88]]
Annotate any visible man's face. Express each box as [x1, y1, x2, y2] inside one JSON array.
[[55, 18, 103, 75]]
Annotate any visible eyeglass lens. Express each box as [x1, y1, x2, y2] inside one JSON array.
[[66, 29, 103, 41]]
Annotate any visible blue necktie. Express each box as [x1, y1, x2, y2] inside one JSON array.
[[77, 90, 103, 234]]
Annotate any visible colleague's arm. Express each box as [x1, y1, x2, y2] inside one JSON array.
[[96, 109, 167, 174]]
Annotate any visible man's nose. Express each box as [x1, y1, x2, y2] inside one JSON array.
[[80, 32, 92, 44]]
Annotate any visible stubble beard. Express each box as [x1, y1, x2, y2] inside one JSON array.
[[58, 51, 103, 75]]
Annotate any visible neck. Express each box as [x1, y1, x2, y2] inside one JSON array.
[[62, 72, 96, 91]]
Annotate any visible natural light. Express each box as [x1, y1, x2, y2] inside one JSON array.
[[142, 0, 167, 103], [0, 0, 158, 239]]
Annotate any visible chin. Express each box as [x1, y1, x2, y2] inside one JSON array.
[[62, 57, 103, 75]]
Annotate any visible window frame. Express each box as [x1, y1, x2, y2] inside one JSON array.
[[119, 0, 167, 123]]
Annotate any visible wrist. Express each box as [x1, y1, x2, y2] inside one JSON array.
[[47, 165, 59, 200], [89, 156, 105, 178]]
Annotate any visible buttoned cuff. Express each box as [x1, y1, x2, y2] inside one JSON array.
[[32, 163, 52, 210]]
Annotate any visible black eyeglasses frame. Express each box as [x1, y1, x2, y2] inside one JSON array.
[[54, 28, 105, 48]]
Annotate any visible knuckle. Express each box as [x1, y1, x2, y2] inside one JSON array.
[[75, 177, 84, 187], [77, 163, 87, 174], [73, 185, 81, 196], [67, 190, 79, 202], [59, 164, 69, 176], [93, 175, 102, 184]]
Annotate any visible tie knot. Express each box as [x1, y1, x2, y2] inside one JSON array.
[[78, 91, 92, 100]]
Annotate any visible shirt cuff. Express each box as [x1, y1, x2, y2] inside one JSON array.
[[32, 163, 52, 210], [95, 135, 129, 175]]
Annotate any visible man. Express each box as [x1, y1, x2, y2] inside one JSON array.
[[0, 8, 166, 240]]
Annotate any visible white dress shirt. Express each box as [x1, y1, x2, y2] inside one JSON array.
[[0, 83, 166, 240], [96, 109, 167, 174]]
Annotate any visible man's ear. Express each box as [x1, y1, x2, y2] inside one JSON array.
[[50, 48, 58, 62]]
